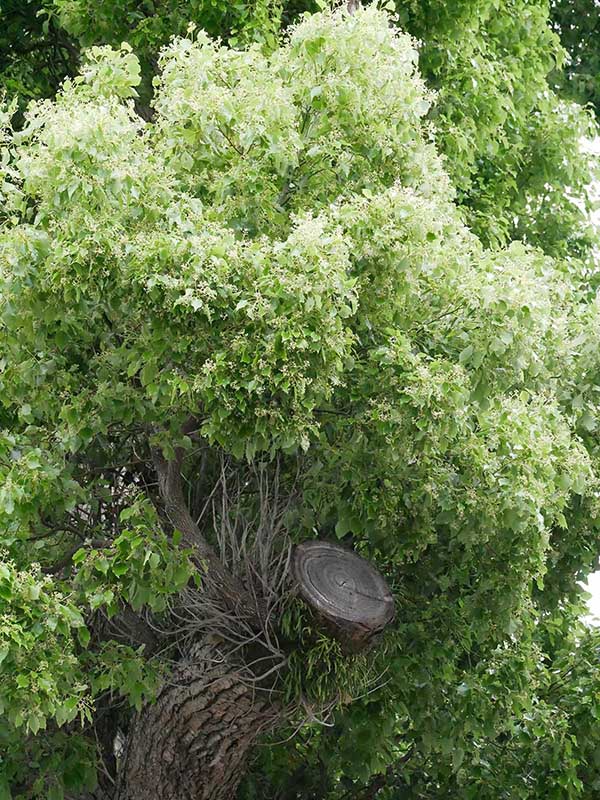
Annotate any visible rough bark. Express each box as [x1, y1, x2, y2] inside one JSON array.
[[110, 540, 395, 799], [117, 642, 278, 800]]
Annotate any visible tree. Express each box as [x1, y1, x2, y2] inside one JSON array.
[[2, 0, 598, 256], [2, 5, 600, 800], [0, 0, 78, 108], [549, 0, 600, 119], [0, 0, 297, 117]]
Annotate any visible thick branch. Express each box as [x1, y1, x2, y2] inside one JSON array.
[[151, 426, 259, 626]]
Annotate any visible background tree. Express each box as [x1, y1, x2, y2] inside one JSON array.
[[549, 0, 600, 118], [0, 0, 294, 116], [0, 0, 78, 107], [2, 4, 600, 800]]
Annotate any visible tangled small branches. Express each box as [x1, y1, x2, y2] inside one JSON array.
[[154, 456, 298, 694]]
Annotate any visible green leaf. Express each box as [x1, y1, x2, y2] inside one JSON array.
[[459, 345, 474, 365], [0, 775, 12, 800], [453, 746, 465, 772], [72, 549, 87, 566]]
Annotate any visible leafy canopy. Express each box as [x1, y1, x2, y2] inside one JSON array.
[[0, 5, 600, 799], [2, 0, 598, 265]]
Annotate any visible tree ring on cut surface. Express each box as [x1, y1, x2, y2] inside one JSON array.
[[292, 541, 395, 652]]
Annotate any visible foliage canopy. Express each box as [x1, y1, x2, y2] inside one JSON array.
[[0, 4, 600, 800], [2, 0, 599, 259]]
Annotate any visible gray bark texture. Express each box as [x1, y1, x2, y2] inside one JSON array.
[[117, 642, 277, 800], [293, 541, 395, 652]]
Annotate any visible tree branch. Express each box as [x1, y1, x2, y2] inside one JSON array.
[[151, 419, 260, 626]]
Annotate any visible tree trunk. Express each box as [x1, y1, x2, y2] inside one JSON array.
[[110, 541, 395, 800], [117, 642, 278, 800], [65, 433, 396, 800]]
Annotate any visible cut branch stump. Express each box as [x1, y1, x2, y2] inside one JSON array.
[[292, 541, 395, 652]]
